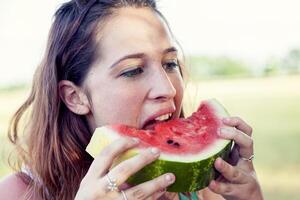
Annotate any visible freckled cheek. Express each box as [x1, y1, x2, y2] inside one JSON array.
[[176, 81, 184, 99], [172, 76, 184, 117], [92, 89, 145, 126], [173, 76, 184, 103]]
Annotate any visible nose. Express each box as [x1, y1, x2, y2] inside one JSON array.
[[147, 67, 176, 101]]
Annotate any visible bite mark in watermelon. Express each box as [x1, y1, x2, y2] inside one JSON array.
[[86, 99, 232, 192]]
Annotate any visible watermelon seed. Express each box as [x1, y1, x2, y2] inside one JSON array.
[[173, 142, 180, 147], [167, 139, 174, 144]]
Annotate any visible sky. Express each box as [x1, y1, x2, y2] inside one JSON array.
[[1, 0, 300, 85]]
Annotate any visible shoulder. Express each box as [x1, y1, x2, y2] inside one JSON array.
[[0, 173, 29, 199]]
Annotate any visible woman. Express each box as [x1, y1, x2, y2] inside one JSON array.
[[0, 0, 263, 199]]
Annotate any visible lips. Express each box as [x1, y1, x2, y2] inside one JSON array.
[[141, 107, 176, 130]]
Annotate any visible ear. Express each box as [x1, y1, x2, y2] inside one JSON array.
[[58, 80, 90, 115]]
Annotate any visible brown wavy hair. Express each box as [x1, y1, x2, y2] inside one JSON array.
[[8, 0, 184, 199]]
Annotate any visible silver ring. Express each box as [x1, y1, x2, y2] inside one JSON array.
[[240, 154, 254, 162], [121, 190, 128, 200], [106, 174, 119, 192]]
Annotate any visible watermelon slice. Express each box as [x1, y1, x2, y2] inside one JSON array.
[[86, 99, 232, 192]]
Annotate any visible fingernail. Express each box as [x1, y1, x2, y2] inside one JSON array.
[[132, 137, 140, 143], [218, 128, 224, 136], [216, 157, 223, 168], [219, 128, 229, 136], [222, 117, 230, 123], [218, 128, 222, 136], [158, 188, 166, 193], [165, 174, 175, 183], [209, 180, 217, 188], [150, 147, 160, 155]]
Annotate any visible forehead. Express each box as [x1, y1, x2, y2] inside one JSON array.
[[96, 7, 174, 59]]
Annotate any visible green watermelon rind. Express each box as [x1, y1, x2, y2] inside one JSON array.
[[86, 99, 232, 192], [126, 140, 232, 192], [126, 99, 232, 192]]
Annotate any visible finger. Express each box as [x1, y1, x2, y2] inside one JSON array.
[[208, 180, 240, 198], [86, 137, 140, 178], [214, 157, 248, 184], [125, 173, 175, 199], [218, 127, 253, 158], [151, 189, 167, 200], [108, 147, 161, 186], [119, 189, 167, 200], [118, 188, 167, 200], [223, 117, 253, 136]]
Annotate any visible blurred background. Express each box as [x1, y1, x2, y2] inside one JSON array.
[[0, 0, 299, 199]]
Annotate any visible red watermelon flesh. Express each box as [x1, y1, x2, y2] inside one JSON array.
[[110, 99, 221, 154], [86, 99, 232, 192]]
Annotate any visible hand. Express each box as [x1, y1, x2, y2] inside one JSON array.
[[75, 137, 175, 200], [208, 117, 264, 200]]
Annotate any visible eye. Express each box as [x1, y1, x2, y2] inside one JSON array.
[[120, 67, 144, 78], [163, 60, 179, 72]]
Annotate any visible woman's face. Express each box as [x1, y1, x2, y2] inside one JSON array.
[[83, 7, 184, 131]]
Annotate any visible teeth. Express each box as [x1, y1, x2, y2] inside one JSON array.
[[155, 113, 172, 121]]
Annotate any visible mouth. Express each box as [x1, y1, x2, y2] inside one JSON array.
[[142, 111, 174, 130]]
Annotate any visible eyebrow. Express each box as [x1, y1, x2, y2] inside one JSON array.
[[109, 46, 178, 68]]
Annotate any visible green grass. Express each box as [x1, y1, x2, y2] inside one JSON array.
[[1, 75, 299, 199], [183, 75, 300, 200], [0, 87, 29, 177]]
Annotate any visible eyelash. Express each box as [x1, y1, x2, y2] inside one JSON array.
[[120, 67, 144, 78], [120, 60, 179, 78], [163, 60, 179, 72]]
